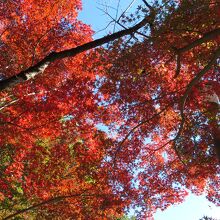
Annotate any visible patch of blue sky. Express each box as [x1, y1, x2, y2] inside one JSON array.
[[96, 122, 109, 133], [154, 194, 220, 220], [60, 17, 73, 30], [79, 0, 145, 39]]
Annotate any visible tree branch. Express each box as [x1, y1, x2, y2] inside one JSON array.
[[0, 16, 151, 92], [178, 28, 220, 53], [3, 192, 105, 220], [173, 47, 220, 155], [174, 28, 220, 77], [142, 0, 153, 10], [174, 51, 181, 78]]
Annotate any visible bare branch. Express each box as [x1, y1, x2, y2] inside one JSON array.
[[117, 0, 138, 23], [142, 0, 153, 10], [113, 0, 121, 33], [97, 7, 128, 31]]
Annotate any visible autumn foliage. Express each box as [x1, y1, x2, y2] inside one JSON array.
[[0, 0, 220, 219]]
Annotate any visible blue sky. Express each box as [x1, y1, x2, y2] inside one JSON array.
[[78, 1, 220, 219]]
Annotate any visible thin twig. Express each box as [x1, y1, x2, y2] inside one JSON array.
[[113, 0, 121, 33], [113, 104, 171, 164]]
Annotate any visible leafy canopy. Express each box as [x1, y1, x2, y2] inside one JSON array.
[[0, 0, 219, 219]]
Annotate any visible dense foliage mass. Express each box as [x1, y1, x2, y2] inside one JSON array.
[[0, 0, 219, 219]]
